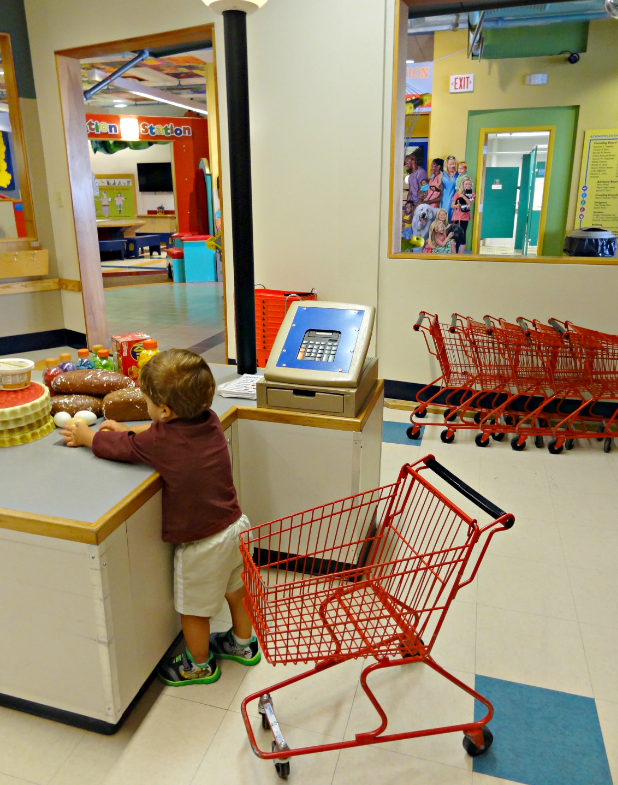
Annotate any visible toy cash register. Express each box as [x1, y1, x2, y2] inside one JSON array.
[[256, 301, 377, 417]]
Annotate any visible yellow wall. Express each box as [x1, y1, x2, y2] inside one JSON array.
[[430, 20, 618, 232]]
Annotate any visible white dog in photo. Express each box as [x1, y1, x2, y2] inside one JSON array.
[[412, 203, 437, 242]]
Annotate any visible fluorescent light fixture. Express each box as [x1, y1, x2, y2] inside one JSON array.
[[201, 0, 267, 12], [119, 116, 140, 140], [113, 76, 208, 115], [129, 89, 208, 115], [406, 59, 415, 63], [114, 103, 128, 107]]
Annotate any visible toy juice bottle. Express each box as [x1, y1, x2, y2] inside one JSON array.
[[43, 358, 61, 395], [76, 348, 94, 370], [58, 353, 76, 372], [137, 340, 160, 380], [91, 344, 103, 364], [94, 349, 114, 371]]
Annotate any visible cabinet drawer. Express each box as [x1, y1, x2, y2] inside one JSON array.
[[266, 387, 344, 414], [0, 249, 48, 278]]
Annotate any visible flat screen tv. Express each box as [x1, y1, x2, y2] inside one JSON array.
[[137, 163, 173, 192]]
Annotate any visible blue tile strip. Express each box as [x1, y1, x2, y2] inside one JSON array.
[[473, 675, 612, 785], [382, 420, 424, 446]]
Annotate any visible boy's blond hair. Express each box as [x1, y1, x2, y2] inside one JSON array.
[[140, 349, 215, 419]]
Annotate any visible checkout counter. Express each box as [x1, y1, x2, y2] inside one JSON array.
[[0, 303, 383, 733]]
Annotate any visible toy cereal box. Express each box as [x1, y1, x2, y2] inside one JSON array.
[[111, 333, 150, 384]]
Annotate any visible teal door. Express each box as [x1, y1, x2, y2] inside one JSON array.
[[514, 147, 539, 254], [480, 167, 520, 239]]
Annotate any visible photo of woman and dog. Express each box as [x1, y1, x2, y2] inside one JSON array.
[[401, 153, 475, 255]]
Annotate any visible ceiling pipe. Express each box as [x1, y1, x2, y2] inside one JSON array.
[[83, 50, 150, 101]]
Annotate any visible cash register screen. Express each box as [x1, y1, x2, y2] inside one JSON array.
[[296, 330, 341, 362]]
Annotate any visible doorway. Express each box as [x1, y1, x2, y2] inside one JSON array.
[[55, 27, 227, 362], [474, 128, 553, 257]]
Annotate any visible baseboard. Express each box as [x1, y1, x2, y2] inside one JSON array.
[[0, 329, 88, 354]]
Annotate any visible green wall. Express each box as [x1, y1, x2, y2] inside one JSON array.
[[0, 0, 36, 98], [464, 106, 579, 256], [483, 22, 589, 60]]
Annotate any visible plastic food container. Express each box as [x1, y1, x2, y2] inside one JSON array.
[[0, 358, 35, 390]]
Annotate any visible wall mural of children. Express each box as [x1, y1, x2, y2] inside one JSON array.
[[424, 219, 454, 254], [424, 158, 444, 208], [402, 201, 414, 241], [440, 155, 458, 221], [456, 161, 469, 191], [451, 176, 476, 254]]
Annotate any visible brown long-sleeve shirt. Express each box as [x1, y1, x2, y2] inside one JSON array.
[[92, 411, 242, 543]]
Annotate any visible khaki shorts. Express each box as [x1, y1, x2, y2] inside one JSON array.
[[174, 514, 250, 617]]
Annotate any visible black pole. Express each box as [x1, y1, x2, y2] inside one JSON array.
[[223, 10, 256, 374]]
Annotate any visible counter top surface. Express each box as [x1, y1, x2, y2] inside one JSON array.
[[0, 365, 256, 524]]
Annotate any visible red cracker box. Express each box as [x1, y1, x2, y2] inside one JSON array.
[[111, 333, 150, 384]]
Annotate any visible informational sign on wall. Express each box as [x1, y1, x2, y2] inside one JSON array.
[[94, 175, 136, 220], [577, 129, 618, 233]]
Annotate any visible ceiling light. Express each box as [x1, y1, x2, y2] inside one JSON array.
[[201, 0, 268, 13], [406, 59, 415, 63], [114, 102, 128, 107], [128, 89, 208, 115], [119, 116, 140, 140]]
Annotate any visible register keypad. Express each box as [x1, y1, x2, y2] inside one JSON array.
[[297, 330, 341, 362]]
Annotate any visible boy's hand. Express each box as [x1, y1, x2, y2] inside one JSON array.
[[60, 419, 95, 448], [99, 420, 130, 433]]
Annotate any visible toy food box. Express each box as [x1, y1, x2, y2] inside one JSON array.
[[111, 333, 150, 383]]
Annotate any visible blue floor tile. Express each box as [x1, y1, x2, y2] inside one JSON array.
[[382, 420, 424, 446], [473, 675, 612, 785]]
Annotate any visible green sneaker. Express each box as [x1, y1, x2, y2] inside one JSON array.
[[158, 649, 220, 686], [209, 628, 261, 666]]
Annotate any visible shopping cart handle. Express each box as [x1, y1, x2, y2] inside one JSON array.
[[549, 318, 566, 334], [423, 456, 511, 522], [516, 317, 530, 333], [414, 312, 426, 331]]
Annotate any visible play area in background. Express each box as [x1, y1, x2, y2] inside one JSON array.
[[94, 174, 136, 220]]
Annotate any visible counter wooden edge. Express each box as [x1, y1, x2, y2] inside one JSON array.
[[0, 381, 384, 544]]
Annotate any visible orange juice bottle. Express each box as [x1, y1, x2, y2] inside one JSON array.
[[137, 340, 160, 381]]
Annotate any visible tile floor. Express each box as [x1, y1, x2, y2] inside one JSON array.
[[104, 281, 226, 364], [0, 408, 617, 784]]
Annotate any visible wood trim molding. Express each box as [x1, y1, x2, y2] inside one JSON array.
[[55, 25, 214, 59], [0, 381, 385, 545], [0, 278, 81, 296], [387, 252, 618, 265]]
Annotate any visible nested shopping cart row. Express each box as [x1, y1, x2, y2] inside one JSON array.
[[408, 311, 618, 454]]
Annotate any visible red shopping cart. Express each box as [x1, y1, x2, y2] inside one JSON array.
[[239, 455, 514, 778]]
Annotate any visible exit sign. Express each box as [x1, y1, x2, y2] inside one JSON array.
[[449, 74, 474, 93]]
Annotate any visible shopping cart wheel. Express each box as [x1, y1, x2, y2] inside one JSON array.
[[463, 726, 493, 757], [548, 439, 563, 455], [534, 435, 544, 449], [406, 425, 422, 440], [491, 432, 505, 442], [440, 429, 455, 444], [511, 436, 526, 451], [596, 425, 604, 442], [475, 433, 490, 448], [565, 438, 575, 451], [414, 407, 427, 419], [504, 415, 515, 426], [444, 409, 457, 422], [604, 438, 613, 454], [273, 742, 290, 779], [474, 412, 482, 424]]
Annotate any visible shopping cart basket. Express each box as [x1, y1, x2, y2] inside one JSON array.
[[239, 455, 514, 778]]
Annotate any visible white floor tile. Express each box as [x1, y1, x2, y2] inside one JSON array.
[[546, 453, 618, 495], [559, 524, 618, 573], [596, 699, 618, 785], [478, 474, 554, 522], [429, 600, 476, 674], [232, 655, 363, 738], [383, 407, 415, 423], [475, 605, 593, 697], [580, 624, 618, 703], [344, 661, 474, 771], [479, 449, 550, 489], [103, 695, 225, 785], [568, 565, 618, 629], [477, 554, 577, 621], [0, 706, 83, 785], [332, 737, 472, 785], [486, 515, 564, 565], [550, 486, 618, 530], [0, 775, 40, 785], [191, 710, 340, 785], [472, 774, 524, 785]]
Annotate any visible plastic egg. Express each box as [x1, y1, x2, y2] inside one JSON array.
[[74, 410, 97, 426], [53, 411, 72, 428]]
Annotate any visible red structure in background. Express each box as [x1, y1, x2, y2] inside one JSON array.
[[85, 113, 210, 234]]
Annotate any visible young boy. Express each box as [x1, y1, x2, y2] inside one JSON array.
[[61, 349, 260, 686], [455, 161, 469, 191]]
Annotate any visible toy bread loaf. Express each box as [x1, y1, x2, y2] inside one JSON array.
[[102, 388, 150, 421], [50, 394, 103, 417], [51, 370, 135, 396]]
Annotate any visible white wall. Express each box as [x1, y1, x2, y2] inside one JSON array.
[[24, 0, 618, 378], [88, 142, 174, 215]]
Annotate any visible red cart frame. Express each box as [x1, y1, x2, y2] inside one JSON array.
[[239, 456, 514, 778]]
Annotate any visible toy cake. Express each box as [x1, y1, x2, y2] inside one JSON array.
[[0, 382, 54, 447]]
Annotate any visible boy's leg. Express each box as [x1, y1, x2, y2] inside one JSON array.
[[182, 614, 211, 664], [209, 586, 261, 666], [226, 585, 252, 640]]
